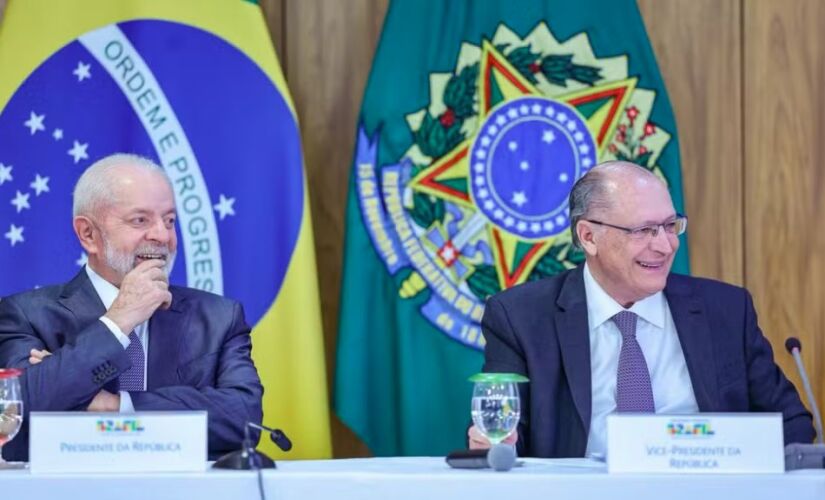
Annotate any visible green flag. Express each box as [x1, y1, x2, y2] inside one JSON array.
[[336, 0, 687, 456]]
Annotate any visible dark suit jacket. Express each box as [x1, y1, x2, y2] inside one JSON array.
[[481, 266, 815, 457], [0, 269, 263, 461]]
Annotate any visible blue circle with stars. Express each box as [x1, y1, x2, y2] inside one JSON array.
[[469, 96, 597, 239]]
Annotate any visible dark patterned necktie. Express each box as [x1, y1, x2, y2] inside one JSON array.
[[119, 331, 145, 392], [611, 311, 655, 412]]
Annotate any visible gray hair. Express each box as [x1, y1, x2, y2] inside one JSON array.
[[72, 153, 169, 218], [568, 161, 658, 248]]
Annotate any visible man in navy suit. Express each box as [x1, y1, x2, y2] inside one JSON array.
[[469, 161, 814, 458], [0, 153, 262, 461]]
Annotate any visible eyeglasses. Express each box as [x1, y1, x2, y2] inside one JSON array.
[[585, 214, 688, 241]]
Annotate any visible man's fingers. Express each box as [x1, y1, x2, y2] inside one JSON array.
[[467, 425, 492, 450], [159, 291, 173, 310], [28, 348, 52, 365]]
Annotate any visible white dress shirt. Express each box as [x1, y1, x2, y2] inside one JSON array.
[[85, 265, 148, 412], [583, 263, 698, 457]]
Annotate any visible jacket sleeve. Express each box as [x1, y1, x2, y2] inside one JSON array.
[[128, 301, 263, 455], [0, 296, 130, 412], [479, 295, 530, 456]]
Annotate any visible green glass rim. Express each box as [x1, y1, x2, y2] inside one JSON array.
[[468, 372, 529, 383]]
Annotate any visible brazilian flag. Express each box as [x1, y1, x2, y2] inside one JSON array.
[[335, 0, 687, 456], [0, 0, 331, 458]]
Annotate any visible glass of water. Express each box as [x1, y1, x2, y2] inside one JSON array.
[[469, 373, 528, 444], [0, 368, 23, 467]]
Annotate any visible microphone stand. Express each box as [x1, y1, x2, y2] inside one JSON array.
[[784, 338, 825, 469], [213, 422, 292, 470], [212, 423, 292, 500]]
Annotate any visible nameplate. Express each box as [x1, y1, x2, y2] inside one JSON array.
[[606, 413, 784, 474], [29, 412, 207, 473]]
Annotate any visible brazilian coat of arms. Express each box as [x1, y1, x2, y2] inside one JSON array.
[[355, 23, 673, 350]]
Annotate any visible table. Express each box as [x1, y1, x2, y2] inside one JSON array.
[[3, 457, 824, 500]]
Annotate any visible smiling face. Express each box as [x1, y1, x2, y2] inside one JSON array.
[[576, 167, 678, 307], [76, 163, 177, 287]]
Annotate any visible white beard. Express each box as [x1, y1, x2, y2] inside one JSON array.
[[103, 239, 176, 280]]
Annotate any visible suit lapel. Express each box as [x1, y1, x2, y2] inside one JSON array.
[[57, 269, 107, 331], [555, 267, 592, 435], [665, 275, 719, 411], [146, 292, 187, 390]]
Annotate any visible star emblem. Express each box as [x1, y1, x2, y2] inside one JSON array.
[[24, 111, 46, 135], [53, 128, 64, 141], [0, 163, 12, 185], [213, 194, 236, 220], [4, 224, 24, 247], [30, 174, 50, 196], [73, 61, 91, 82], [67, 140, 89, 164], [511, 191, 528, 207], [407, 41, 636, 289], [10, 190, 30, 213]]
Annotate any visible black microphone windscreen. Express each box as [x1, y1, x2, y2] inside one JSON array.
[[785, 337, 802, 353], [270, 429, 292, 451]]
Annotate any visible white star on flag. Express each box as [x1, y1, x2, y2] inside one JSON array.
[[10, 190, 30, 213], [67, 140, 89, 164], [542, 130, 556, 144], [511, 191, 528, 207], [76, 253, 88, 267], [30, 174, 50, 196], [24, 111, 46, 135], [53, 129, 64, 140], [0, 163, 12, 185], [5, 224, 24, 246], [213, 194, 236, 220], [73, 61, 91, 82]]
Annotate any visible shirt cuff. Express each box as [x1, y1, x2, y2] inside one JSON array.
[[119, 391, 135, 413], [99, 316, 130, 348]]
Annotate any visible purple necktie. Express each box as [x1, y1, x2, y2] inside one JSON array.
[[119, 331, 145, 392], [612, 311, 655, 412]]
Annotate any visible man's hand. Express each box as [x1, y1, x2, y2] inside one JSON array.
[[86, 390, 120, 412], [468, 425, 518, 450], [104, 259, 172, 333], [28, 348, 52, 365]]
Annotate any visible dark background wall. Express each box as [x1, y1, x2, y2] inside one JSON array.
[[2, 0, 823, 457]]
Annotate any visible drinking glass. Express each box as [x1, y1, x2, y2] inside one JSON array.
[[0, 368, 23, 468], [469, 373, 527, 444]]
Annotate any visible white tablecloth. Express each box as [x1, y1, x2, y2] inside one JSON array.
[[3, 457, 824, 500]]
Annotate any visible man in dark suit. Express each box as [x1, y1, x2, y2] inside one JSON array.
[[0, 153, 262, 461], [469, 161, 814, 458]]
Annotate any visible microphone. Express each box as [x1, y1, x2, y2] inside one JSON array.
[[212, 422, 293, 470], [785, 338, 824, 444], [446, 443, 517, 471], [784, 337, 825, 470]]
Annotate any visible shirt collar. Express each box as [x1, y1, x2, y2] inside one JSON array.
[[84, 264, 119, 310], [583, 262, 666, 330]]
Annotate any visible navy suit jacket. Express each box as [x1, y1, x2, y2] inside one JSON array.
[[0, 269, 263, 461], [481, 266, 815, 457]]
